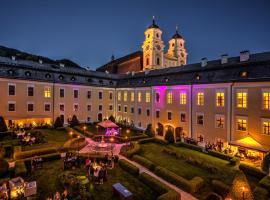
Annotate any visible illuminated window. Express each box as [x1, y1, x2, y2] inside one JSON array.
[[237, 91, 247, 108], [124, 91, 127, 102], [131, 92, 134, 102], [215, 115, 225, 128], [146, 92, 151, 103], [216, 92, 225, 107], [167, 91, 172, 104], [117, 92, 121, 101], [262, 121, 270, 135], [44, 86, 51, 98], [263, 92, 270, 109], [237, 118, 247, 131], [138, 92, 142, 102], [197, 92, 204, 106], [180, 92, 187, 105]]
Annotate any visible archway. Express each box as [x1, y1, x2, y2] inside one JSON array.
[[156, 123, 164, 136], [175, 127, 183, 142]]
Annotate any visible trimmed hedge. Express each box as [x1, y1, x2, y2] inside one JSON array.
[[229, 157, 240, 166], [133, 155, 156, 171], [157, 190, 180, 200], [126, 142, 141, 158], [137, 137, 155, 144], [14, 147, 57, 160], [0, 159, 9, 177], [62, 137, 86, 151], [259, 176, 270, 192], [154, 138, 169, 145], [239, 163, 267, 179], [175, 142, 203, 152], [211, 180, 230, 198], [119, 159, 139, 175], [154, 166, 204, 193], [207, 150, 233, 161], [253, 186, 268, 200], [15, 161, 27, 176]]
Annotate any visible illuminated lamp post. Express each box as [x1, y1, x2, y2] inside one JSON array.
[[69, 131, 73, 137], [77, 135, 80, 154], [242, 186, 245, 200], [96, 125, 99, 135], [83, 126, 86, 135], [110, 137, 114, 152]]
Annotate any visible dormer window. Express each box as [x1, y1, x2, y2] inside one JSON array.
[[45, 73, 51, 79], [195, 74, 201, 80], [88, 78, 92, 82], [7, 69, 14, 75], [25, 71, 31, 77], [71, 76, 76, 81], [59, 75, 64, 80], [143, 79, 147, 84], [99, 80, 103, 84], [240, 71, 248, 78], [165, 77, 169, 82], [109, 81, 113, 85]]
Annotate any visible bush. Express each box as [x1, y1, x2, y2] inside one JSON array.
[[229, 157, 240, 166], [69, 115, 79, 127], [175, 141, 203, 152], [154, 138, 169, 145], [133, 155, 156, 171], [189, 176, 204, 193], [253, 186, 268, 200], [14, 147, 57, 160], [259, 176, 270, 192], [207, 150, 233, 161], [15, 161, 27, 176], [119, 159, 139, 175], [126, 142, 141, 158], [54, 116, 63, 128], [0, 116, 7, 132], [262, 152, 270, 173], [144, 124, 155, 137], [239, 163, 267, 179], [0, 159, 9, 177], [164, 129, 174, 144], [211, 180, 230, 198]]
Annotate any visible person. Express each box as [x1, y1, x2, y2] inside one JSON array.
[[89, 164, 94, 181], [98, 167, 104, 184], [62, 189, 70, 200], [94, 168, 99, 184], [53, 191, 61, 200], [85, 157, 91, 168]]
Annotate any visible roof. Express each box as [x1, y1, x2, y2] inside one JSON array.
[[97, 120, 119, 128], [148, 18, 160, 29], [229, 136, 269, 152], [171, 30, 183, 39]]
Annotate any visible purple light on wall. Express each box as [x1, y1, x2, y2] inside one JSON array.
[[153, 86, 167, 108]]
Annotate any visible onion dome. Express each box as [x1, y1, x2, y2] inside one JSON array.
[[172, 26, 183, 39], [148, 16, 160, 29]]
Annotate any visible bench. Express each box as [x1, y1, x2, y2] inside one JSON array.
[[112, 183, 133, 200]]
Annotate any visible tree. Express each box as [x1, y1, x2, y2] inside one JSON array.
[[0, 116, 7, 132], [54, 116, 63, 129], [108, 115, 116, 123], [165, 128, 174, 143], [69, 115, 79, 127], [0, 159, 8, 178], [145, 124, 155, 137], [262, 152, 270, 173]]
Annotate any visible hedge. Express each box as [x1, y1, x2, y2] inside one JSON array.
[[259, 176, 270, 192], [229, 157, 240, 166], [154, 166, 204, 193], [211, 180, 230, 198], [137, 137, 155, 144], [253, 186, 268, 200], [175, 142, 203, 152], [207, 150, 233, 161], [154, 138, 169, 145], [0, 159, 9, 177], [139, 172, 180, 200], [132, 155, 156, 171], [14, 147, 57, 160], [15, 161, 27, 176], [126, 142, 141, 158], [62, 137, 86, 151], [239, 163, 267, 179], [119, 159, 139, 175]]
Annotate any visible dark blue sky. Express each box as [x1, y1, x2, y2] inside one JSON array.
[[0, 0, 269, 69]]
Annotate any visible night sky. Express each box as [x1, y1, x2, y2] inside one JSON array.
[[0, 0, 269, 69]]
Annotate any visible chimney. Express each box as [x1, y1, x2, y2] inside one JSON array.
[[11, 56, 16, 61], [221, 54, 228, 64], [240, 50, 250, 62], [59, 63, 65, 67], [39, 59, 43, 64], [201, 57, 207, 67]]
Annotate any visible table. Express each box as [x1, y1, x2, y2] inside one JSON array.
[[112, 183, 133, 200]]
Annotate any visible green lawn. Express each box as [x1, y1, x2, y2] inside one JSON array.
[[25, 160, 158, 200]]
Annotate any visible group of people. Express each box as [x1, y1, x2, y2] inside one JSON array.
[[204, 141, 223, 152], [16, 130, 37, 146], [46, 189, 70, 200], [31, 155, 43, 171], [63, 152, 80, 170]]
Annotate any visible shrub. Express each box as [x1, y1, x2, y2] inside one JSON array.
[[145, 124, 155, 137], [253, 186, 268, 200], [229, 157, 240, 166], [211, 180, 230, 197], [154, 138, 169, 145], [0, 116, 7, 132], [62, 137, 86, 151], [128, 134, 148, 141], [108, 115, 116, 123], [15, 161, 27, 176], [126, 142, 141, 158], [207, 150, 233, 161], [189, 176, 204, 193], [119, 159, 139, 175], [164, 129, 174, 144], [259, 176, 270, 192], [138, 137, 155, 144], [262, 152, 270, 173], [69, 115, 79, 127], [54, 116, 63, 128], [133, 155, 156, 171], [239, 163, 267, 179], [14, 147, 57, 160], [175, 141, 203, 152], [0, 159, 9, 177]]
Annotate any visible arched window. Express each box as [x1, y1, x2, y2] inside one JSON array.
[[156, 33, 159, 38], [157, 57, 160, 65]]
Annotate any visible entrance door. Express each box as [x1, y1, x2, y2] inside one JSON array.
[[98, 113, 103, 122]]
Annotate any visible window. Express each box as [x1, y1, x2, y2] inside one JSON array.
[[146, 109, 150, 116], [87, 91, 91, 99], [99, 105, 102, 111], [146, 92, 151, 103], [138, 108, 142, 115], [180, 112, 186, 122], [131, 92, 134, 102], [156, 110, 160, 118], [124, 106, 127, 113], [8, 102, 15, 111], [167, 112, 172, 120], [180, 92, 187, 105], [263, 92, 270, 109], [262, 120, 270, 135], [118, 92, 121, 101], [44, 103, 51, 112], [27, 103, 34, 112], [60, 89, 65, 98], [157, 57, 160, 65], [124, 92, 127, 102], [73, 104, 79, 111], [8, 84, 15, 96], [237, 118, 247, 131], [146, 58, 149, 66], [28, 86, 34, 96], [109, 92, 113, 100], [197, 92, 204, 106], [118, 105, 121, 112], [131, 107, 134, 114], [237, 90, 247, 108], [138, 92, 142, 102], [99, 91, 103, 100], [155, 92, 160, 103], [167, 91, 172, 104], [197, 113, 204, 125], [73, 90, 79, 98], [109, 105, 113, 111], [87, 105, 91, 111], [215, 115, 225, 128], [60, 104, 65, 112], [44, 86, 51, 98], [216, 92, 225, 107]]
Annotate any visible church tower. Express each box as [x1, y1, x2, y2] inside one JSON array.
[[142, 17, 165, 70], [167, 26, 187, 65]]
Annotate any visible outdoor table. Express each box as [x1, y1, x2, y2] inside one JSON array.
[[112, 183, 133, 200]]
